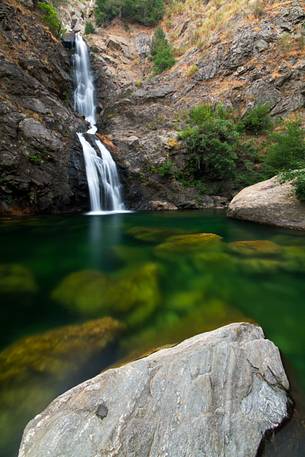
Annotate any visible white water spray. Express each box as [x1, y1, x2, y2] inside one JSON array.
[[74, 33, 126, 214]]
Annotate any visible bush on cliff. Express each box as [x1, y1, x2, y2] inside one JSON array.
[[151, 27, 175, 74], [37, 2, 62, 36], [263, 121, 305, 202], [95, 0, 164, 26], [239, 104, 272, 134], [264, 121, 305, 174], [179, 105, 262, 190]]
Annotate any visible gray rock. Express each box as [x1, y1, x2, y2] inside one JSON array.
[[135, 33, 151, 58], [148, 200, 178, 211], [18, 323, 289, 457], [19, 118, 63, 152], [228, 176, 305, 231], [254, 39, 269, 52], [247, 81, 282, 108]]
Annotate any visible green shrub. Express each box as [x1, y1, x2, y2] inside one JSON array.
[[295, 173, 305, 202], [37, 2, 62, 36], [154, 160, 175, 177], [239, 104, 272, 134], [151, 27, 175, 74], [264, 121, 305, 174], [95, 0, 164, 26], [85, 21, 95, 35], [179, 105, 239, 180]]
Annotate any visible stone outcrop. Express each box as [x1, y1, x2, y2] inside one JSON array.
[[228, 176, 305, 231], [18, 323, 290, 457], [0, 0, 88, 215]]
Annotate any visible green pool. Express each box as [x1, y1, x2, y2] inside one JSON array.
[[1, 211, 305, 456]]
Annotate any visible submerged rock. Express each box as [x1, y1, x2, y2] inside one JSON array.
[[128, 226, 183, 242], [18, 323, 289, 457], [0, 317, 123, 384], [228, 240, 282, 256], [52, 264, 160, 326], [228, 176, 305, 231], [156, 232, 222, 254], [0, 264, 37, 294], [0, 317, 123, 457]]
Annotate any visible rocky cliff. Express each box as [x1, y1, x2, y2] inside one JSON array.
[[0, 0, 88, 215], [86, 0, 305, 210]]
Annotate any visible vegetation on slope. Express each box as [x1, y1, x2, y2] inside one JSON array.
[[153, 103, 305, 202], [95, 0, 164, 26], [37, 2, 63, 36], [151, 27, 176, 74], [166, 0, 267, 47]]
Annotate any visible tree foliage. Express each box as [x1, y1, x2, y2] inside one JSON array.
[[37, 2, 62, 36], [151, 27, 175, 74], [95, 0, 164, 26]]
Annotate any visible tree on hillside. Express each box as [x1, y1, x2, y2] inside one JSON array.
[[95, 0, 164, 26]]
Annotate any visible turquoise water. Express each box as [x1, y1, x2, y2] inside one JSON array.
[[1, 211, 305, 456]]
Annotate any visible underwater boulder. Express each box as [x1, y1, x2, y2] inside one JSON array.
[[51, 270, 111, 316], [0, 317, 123, 457], [127, 226, 183, 243], [228, 240, 282, 257], [155, 233, 222, 255], [0, 264, 37, 295], [52, 264, 160, 327], [0, 317, 123, 383]]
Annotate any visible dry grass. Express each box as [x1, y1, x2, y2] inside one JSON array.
[[165, 0, 272, 48]]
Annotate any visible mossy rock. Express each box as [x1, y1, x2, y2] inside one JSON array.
[[0, 317, 123, 384], [155, 233, 222, 255], [192, 251, 238, 272], [127, 226, 183, 243], [0, 317, 123, 457], [228, 240, 282, 257], [51, 270, 110, 315], [0, 264, 37, 295], [238, 258, 283, 274], [281, 246, 305, 272], [52, 264, 160, 327]]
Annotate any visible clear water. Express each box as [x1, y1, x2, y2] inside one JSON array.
[[1, 211, 305, 456]]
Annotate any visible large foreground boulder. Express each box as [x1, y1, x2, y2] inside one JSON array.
[[19, 323, 289, 457], [228, 176, 305, 231]]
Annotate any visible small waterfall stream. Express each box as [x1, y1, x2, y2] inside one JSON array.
[[74, 34, 126, 214]]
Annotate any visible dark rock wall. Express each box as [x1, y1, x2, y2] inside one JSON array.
[[0, 0, 88, 215]]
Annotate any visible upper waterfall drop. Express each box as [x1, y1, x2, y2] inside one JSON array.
[[73, 33, 126, 214]]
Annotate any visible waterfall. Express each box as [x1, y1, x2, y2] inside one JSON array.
[[74, 33, 126, 214]]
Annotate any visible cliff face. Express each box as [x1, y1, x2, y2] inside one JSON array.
[[85, 0, 305, 210], [0, 0, 88, 215]]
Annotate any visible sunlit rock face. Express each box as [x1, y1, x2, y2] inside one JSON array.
[[18, 323, 289, 457]]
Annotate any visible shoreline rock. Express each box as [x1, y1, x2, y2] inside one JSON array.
[[228, 176, 305, 231], [18, 323, 290, 457]]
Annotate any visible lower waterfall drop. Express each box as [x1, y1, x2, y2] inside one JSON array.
[[74, 33, 126, 214]]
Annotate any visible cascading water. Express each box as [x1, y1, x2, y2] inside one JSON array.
[[74, 33, 126, 214]]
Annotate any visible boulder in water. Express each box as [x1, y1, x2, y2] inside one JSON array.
[[228, 176, 305, 231], [18, 323, 289, 457]]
